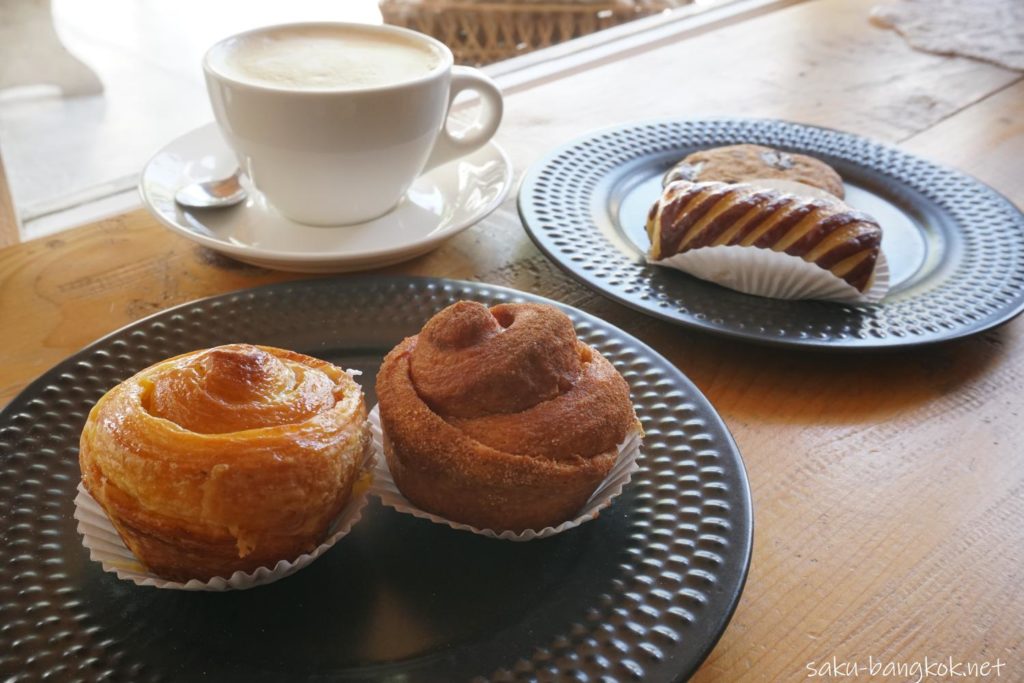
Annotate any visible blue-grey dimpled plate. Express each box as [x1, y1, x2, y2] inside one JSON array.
[[0, 276, 752, 683], [518, 118, 1024, 349]]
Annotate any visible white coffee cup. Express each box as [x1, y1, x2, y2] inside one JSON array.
[[203, 22, 503, 226]]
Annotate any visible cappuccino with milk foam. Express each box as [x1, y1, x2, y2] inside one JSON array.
[[208, 25, 443, 91]]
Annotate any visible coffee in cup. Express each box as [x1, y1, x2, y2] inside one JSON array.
[[209, 25, 442, 91], [204, 23, 503, 226]]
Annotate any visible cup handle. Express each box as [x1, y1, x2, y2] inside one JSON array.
[[422, 66, 503, 173]]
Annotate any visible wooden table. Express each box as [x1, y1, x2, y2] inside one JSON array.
[[2, 0, 1022, 679]]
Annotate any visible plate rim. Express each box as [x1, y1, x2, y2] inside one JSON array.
[[138, 122, 514, 264], [0, 274, 754, 682], [518, 116, 1024, 351]]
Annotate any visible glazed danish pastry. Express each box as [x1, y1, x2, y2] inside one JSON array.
[[79, 344, 371, 581], [376, 301, 642, 532]]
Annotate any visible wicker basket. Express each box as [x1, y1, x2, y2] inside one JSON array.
[[381, 0, 678, 65]]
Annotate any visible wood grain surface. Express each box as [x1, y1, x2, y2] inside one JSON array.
[[1, 0, 1022, 680]]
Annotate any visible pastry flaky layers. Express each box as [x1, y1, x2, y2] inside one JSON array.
[[646, 179, 888, 302], [79, 344, 371, 582], [376, 301, 642, 532]]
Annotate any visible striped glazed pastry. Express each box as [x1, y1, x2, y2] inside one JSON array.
[[646, 180, 883, 293]]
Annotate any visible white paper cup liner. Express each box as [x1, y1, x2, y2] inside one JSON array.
[[367, 405, 642, 541], [74, 429, 375, 591], [652, 244, 889, 304]]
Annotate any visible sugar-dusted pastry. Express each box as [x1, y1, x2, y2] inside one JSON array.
[[646, 179, 887, 302], [79, 344, 371, 582], [375, 301, 642, 532], [665, 144, 846, 199]]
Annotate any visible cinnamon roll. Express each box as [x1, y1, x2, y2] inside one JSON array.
[[376, 301, 642, 532], [79, 344, 371, 581]]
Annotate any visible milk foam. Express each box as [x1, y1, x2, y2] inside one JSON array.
[[210, 26, 443, 90]]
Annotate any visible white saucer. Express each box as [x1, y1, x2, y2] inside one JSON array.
[[139, 123, 513, 272]]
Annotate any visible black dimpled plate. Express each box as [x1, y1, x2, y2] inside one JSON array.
[[519, 118, 1024, 349], [0, 276, 751, 683]]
